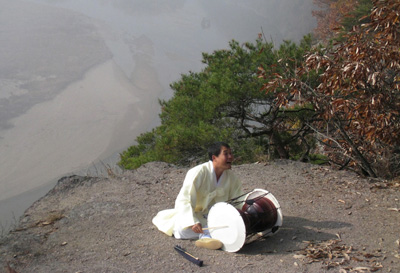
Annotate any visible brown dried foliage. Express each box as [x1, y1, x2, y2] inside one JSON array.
[[295, 239, 384, 272], [312, 0, 358, 40], [260, 0, 400, 178]]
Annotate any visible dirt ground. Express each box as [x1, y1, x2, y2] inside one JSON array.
[[1, 160, 399, 273]]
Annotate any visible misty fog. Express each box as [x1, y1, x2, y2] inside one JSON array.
[[0, 0, 316, 229]]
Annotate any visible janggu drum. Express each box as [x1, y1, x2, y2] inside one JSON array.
[[207, 189, 283, 252]]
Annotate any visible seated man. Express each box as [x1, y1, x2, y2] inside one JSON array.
[[152, 142, 244, 249]]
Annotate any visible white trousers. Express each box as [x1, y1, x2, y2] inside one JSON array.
[[173, 225, 211, 240]]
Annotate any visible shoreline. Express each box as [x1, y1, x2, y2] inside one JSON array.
[[0, 58, 162, 231]]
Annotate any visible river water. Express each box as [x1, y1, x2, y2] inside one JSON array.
[[0, 0, 316, 231]]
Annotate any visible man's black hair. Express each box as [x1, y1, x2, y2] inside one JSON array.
[[208, 142, 230, 161]]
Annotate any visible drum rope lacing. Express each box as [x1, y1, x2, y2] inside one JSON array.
[[228, 190, 281, 209], [226, 190, 253, 207]]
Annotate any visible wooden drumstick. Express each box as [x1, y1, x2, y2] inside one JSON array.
[[202, 225, 228, 230]]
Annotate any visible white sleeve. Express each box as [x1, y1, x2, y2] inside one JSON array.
[[174, 168, 201, 228]]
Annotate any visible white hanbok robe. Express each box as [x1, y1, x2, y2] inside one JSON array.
[[152, 161, 243, 236]]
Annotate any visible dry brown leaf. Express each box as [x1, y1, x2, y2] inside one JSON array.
[[351, 256, 363, 262], [351, 266, 372, 272]]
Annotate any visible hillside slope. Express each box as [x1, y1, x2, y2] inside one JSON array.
[[1, 160, 399, 272]]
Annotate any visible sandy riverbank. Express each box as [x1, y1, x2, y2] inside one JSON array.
[[0, 59, 163, 228]]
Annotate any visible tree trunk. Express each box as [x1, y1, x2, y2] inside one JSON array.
[[270, 132, 289, 159], [335, 120, 377, 178]]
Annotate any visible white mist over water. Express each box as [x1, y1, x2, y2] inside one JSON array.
[[0, 0, 316, 229]]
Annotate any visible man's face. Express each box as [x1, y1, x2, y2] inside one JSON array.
[[213, 146, 234, 170]]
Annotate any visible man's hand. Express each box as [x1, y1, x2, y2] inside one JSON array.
[[191, 223, 203, 234]]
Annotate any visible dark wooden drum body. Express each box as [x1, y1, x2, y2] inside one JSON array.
[[240, 195, 278, 234], [241, 190, 278, 234]]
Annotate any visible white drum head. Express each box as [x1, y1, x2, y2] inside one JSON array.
[[208, 202, 246, 252]]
